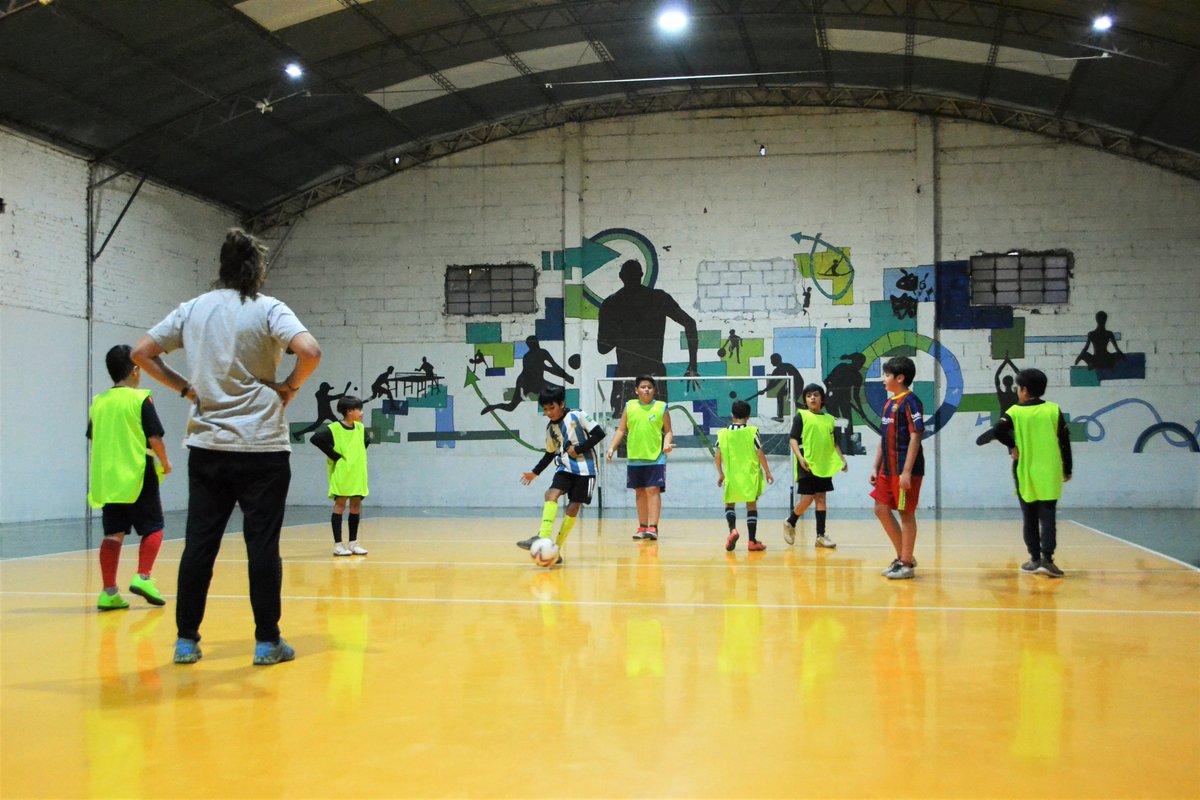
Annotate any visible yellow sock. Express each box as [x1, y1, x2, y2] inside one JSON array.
[[539, 501, 558, 538], [555, 514, 578, 548]]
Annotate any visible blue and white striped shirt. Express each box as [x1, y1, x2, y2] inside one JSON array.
[[547, 409, 600, 476]]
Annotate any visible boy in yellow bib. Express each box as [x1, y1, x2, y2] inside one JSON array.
[[715, 400, 775, 551], [784, 384, 848, 548], [87, 345, 172, 611], [311, 395, 371, 556], [607, 375, 674, 540], [976, 368, 1072, 577]]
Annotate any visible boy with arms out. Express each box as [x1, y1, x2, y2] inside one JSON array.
[[870, 357, 924, 580], [976, 368, 1072, 577], [783, 384, 847, 549], [715, 399, 775, 551], [310, 395, 371, 556], [517, 387, 606, 563], [88, 345, 172, 610], [607, 376, 674, 541]]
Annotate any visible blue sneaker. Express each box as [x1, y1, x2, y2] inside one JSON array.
[[174, 638, 202, 664], [253, 638, 296, 666]]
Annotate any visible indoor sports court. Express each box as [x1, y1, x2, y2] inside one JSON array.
[[1, 508, 1197, 797], [2, 2, 1199, 799]]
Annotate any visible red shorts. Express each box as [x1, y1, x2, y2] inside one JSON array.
[[870, 474, 922, 512]]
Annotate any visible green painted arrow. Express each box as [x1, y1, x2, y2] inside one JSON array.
[[464, 369, 542, 451], [580, 237, 622, 277]]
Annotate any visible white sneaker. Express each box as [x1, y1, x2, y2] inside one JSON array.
[[333, 543, 352, 556], [349, 543, 368, 555], [782, 521, 796, 545], [815, 535, 837, 549]]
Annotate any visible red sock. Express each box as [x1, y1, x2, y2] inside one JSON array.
[[99, 539, 121, 588], [137, 530, 163, 576]]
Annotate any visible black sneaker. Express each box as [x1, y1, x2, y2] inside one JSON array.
[[1020, 559, 1040, 573], [517, 535, 539, 550], [1037, 557, 1065, 578]]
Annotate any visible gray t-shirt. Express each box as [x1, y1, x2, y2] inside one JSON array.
[[148, 289, 308, 452]]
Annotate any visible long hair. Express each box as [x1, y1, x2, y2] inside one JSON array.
[[217, 228, 267, 301]]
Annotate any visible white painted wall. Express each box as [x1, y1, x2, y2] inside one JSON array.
[[0, 129, 233, 522], [4, 108, 1198, 522], [264, 109, 1200, 512]]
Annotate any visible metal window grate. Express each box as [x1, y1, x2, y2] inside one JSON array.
[[970, 252, 1071, 306], [444, 263, 537, 316]]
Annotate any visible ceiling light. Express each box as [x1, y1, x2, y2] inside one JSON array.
[[657, 7, 688, 34], [284, 62, 303, 78], [1092, 14, 1113, 32]]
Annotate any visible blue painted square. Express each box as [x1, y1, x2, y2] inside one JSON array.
[[771, 327, 817, 369], [534, 297, 566, 342], [935, 260, 1013, 330], [1095, 352, 1146, 381], [485, 367, 507, 377], [565, 388, 580, 409], [752, 366, 765, 376]]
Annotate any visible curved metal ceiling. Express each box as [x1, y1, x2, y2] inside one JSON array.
[[2, 0, 1197, 232]]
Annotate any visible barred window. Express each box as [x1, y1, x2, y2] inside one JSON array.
[[970, 251, 1071, 305], [444, 263, 537, 316]]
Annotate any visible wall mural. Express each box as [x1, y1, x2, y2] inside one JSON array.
[[286, 225, 1188, 460]]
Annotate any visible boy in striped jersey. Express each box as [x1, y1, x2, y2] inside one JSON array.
[[517, 387, 606, 563], [870, 356, 925, 580]]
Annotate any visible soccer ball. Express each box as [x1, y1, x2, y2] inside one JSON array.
[[530, 537, 559, 567]]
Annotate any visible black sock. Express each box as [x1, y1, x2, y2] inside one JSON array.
[[331, 513, 343, 543], [787, 512, 799, 526], [815, 510, 826, 537], [725, 508, 736, 531], [747, 514, 758, 540], [348, 513, 360, 542]]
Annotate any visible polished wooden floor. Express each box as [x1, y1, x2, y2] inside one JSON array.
[[2, 515, 1197, 799]]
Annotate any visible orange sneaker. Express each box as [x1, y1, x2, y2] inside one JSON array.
[[725, 529, 740, 551], [747, 540, 767, 551]]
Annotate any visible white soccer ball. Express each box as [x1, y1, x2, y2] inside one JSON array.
[[530, 537, 559, 567]]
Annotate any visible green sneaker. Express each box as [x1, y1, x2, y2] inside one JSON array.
[[129, 575, 166, 606], [97, 590, 129, 612]]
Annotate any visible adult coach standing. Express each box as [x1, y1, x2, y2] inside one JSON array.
[[132, 228, 321, 666]]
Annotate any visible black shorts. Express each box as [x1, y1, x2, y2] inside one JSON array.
[[101, 460, 164, 536], [550, 471, 596, 505], [795, 470, 835, 496]]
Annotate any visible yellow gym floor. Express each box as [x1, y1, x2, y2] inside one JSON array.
[[1, 515, 1197, 798]]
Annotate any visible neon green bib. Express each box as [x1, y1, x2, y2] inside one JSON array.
[[327, 421, 369, 498], [1008, 402, 1064, 502], [88, 387, 151, 508], [718, 426, 765, 503], [796, 409, 841, 478], [624, 399, 666, 461]]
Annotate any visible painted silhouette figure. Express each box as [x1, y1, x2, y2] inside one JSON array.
[[468, 350, 487, 374], [597, 259, 700, 414], [719, 329, 743, 363], [763, 353, 804, 421], [802, 286, 813, 315], [293, 381, 353, 441], [994, 356, 1019, 412], [417, 357, 436, 380], [368, 366, 395, 402], [481, 335, 573, 415], [1075, 311, 1124, 371], [824, 353, 866, 452]]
